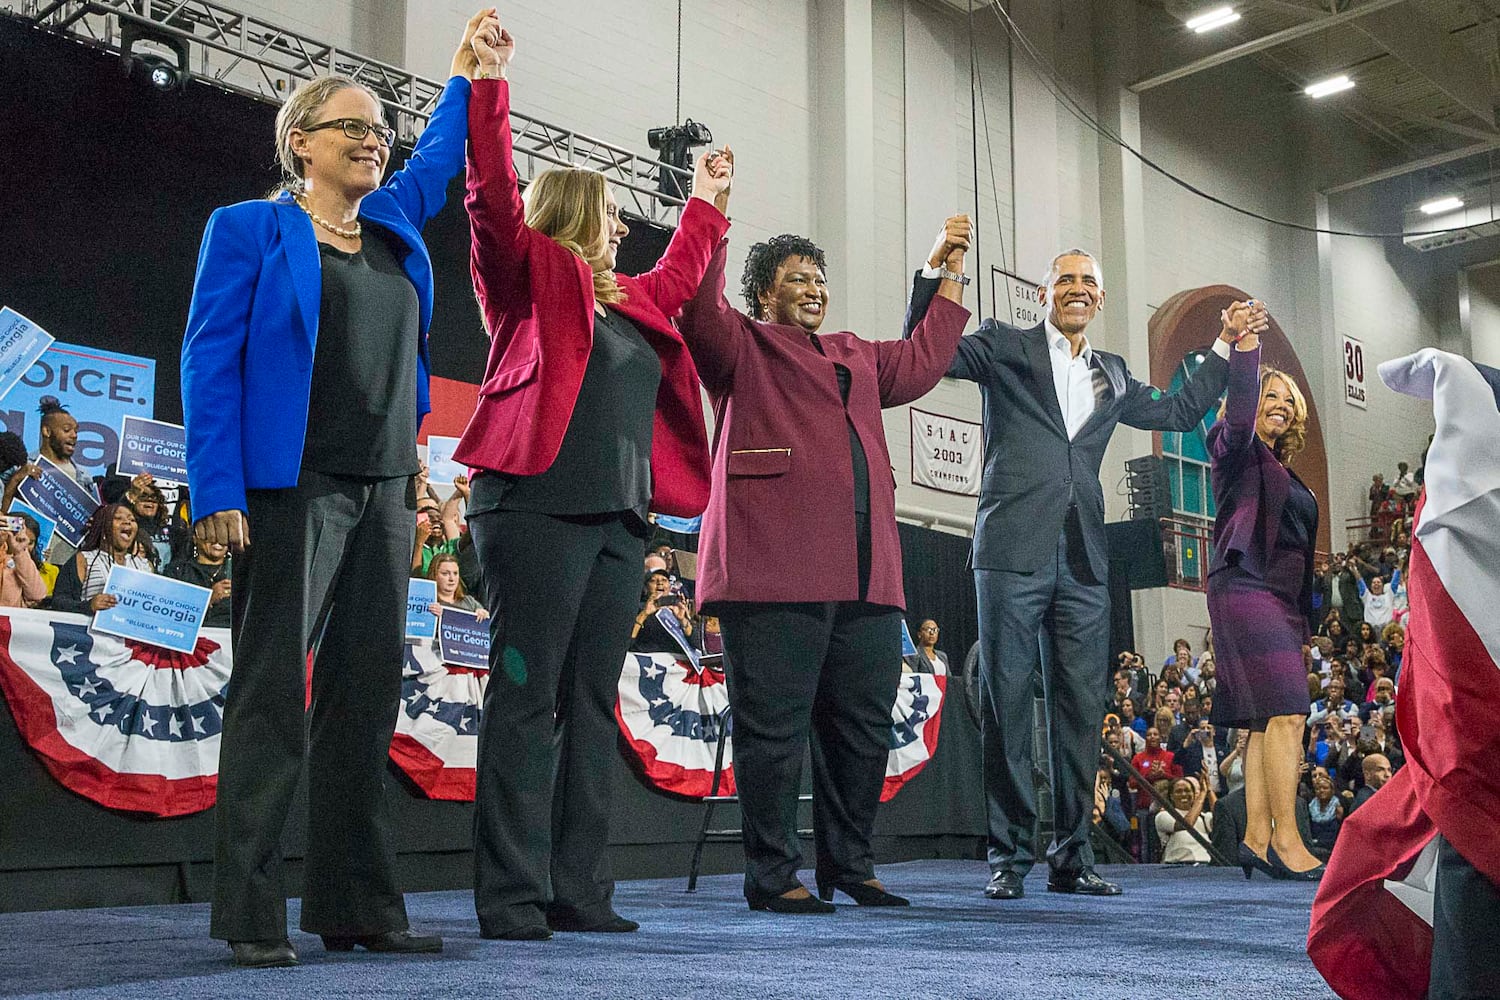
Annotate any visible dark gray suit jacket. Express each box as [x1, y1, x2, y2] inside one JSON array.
[[904, 273, 1230, 580]]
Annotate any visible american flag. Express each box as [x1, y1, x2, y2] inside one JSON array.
[[1308, 349, 1500, 999]]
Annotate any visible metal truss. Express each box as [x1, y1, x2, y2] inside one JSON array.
[[13, 0, 690, 225]]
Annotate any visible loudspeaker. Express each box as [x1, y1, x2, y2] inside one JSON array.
[[1105, 518, 1168, 590], [1125, 455, 1172, 523]]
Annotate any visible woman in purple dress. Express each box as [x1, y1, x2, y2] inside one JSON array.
[[1206, 308, 1325, 881]]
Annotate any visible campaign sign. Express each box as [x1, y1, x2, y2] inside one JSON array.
[[425, 435, 464, 487], [406, 579, 438, 640], [0, 341, 156, 479], [438, 608, 491, 669], [116, 416, 187, 484], [656, 607, 699, 668], [8, 500, 56, 554], [91, 565, 212, 655], [0, 308, 56, 402], [16, 456, 99, 548], [901, 620, 918, 657]]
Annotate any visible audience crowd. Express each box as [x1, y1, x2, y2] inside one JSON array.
[[1094, 458, 1421, 864]]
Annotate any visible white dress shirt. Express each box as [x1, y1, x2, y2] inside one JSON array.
[[1045, 321, 1102, 441]]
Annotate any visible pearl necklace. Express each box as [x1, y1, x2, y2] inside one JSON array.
[[295, 195, 361, 240]]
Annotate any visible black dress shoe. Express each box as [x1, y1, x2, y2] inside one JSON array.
[[546, 912, 640, 933], [816, 880, 910, 906], [229, 939, 298, 968], [745, 885, 836, 914], [480, 924, 553, 941], [321, 929, 443, 953], [1267, 846, 1325, 882], [1046, 867, 1122, 896], [983, 871, 1025, 899]]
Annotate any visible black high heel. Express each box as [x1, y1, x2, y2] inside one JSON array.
[[1238, 843, 1276, 881], [1267, 845, 1325, 882], [745, 885, 836, 914], [816, 880, 910, 907]]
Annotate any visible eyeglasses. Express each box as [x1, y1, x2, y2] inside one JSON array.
[[301, 117, 396, 147]]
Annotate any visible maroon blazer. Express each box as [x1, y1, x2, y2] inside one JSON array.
[[452, 79, 727, 517], [678, 240, 971, 608]]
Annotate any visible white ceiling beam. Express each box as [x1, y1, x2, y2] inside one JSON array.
[[1323, 138, 1500, 195], [1128, 0, 1407, 92]]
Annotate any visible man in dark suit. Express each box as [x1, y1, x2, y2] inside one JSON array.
[[905, 248, 1237, 899]]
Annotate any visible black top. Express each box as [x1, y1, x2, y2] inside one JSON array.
[[163, 557, 232, 628], [301, 225, 421, 478], [469, 307, 661, 519], [1279, 474, 1318, 554], [810, 338, 871, 515]]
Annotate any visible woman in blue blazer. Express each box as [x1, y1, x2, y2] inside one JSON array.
[[180, 10, 498, 968]]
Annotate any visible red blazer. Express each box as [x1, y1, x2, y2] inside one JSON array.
[[679, 240, 971, 609], [452, 79, 725, 517]]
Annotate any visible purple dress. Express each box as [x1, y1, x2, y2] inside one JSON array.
[[1206, 345, 1317, 728]]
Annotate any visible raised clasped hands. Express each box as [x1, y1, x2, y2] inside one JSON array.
[[1219, 298, 1269, 347], [459, 8, 513, 80], [928, 214, 973, 271], [694, 146, 734, 212]]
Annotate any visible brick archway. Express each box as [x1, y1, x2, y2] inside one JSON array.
[[1148, 285, 1331, 554]]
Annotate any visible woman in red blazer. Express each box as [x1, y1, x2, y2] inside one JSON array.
[[678, 187, 972, 913], [453, 24, 730, 940]]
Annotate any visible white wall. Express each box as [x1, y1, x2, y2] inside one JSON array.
[[176, 0, 1464, 648]]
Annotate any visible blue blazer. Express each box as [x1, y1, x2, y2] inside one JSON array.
[[181, 77, 471, 520]]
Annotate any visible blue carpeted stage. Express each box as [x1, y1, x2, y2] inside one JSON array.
[[0, 860, 1332, 999]]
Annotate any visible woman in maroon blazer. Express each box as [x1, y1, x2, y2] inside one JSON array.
[[453, 23, 731, 939], [678, 191, 972, 913], [1206, 309, 1325, 881]]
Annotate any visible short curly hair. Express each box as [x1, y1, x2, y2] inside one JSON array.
[[741, 234, 828, 319]]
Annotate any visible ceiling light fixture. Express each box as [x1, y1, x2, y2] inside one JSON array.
[[1186, 6, 1240, 32], [1305, 75, 1355, 99], [1420, 196, 1465, 215]]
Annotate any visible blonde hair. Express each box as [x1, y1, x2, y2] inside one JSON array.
[[272, 75, 380, 196], [1217, 365, 1309, 464], [523, 167, 626, 305]]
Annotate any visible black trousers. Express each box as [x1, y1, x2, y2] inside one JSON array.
[[974, 511, 1108, 876], [211, 470, 413, 942], [1429, 834, 1500, 1000], [468, 509, 645, 934], [716, 600, 902, 897]]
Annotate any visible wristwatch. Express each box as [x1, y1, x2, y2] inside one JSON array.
[[939, 268, 971, 286]]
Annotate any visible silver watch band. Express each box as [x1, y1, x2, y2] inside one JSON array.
[[938, 268, 971, 286]]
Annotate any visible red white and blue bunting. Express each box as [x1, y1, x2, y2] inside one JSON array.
[[390, 639, 487, 800], [0, 609, 227, 817], [615, 651, 734, 799], [882, 661, 948, 802]]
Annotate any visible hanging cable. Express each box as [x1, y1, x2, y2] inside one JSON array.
[[675, 0, 683, 124], [971, 3, 1015, 321], [977, 0, 1492, 242], [967, 0, 985, 319]]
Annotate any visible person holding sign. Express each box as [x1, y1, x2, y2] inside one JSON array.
[[179, 11, 500, 969], [1203, 313, 1324, 881], [454, 19, 726, 940], [47, 503, 152, 615], [674, 175, 971, 910], [425, 553, 486, 617]]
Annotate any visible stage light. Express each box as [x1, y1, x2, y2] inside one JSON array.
[[1420, 196, 1464, 215], [1186, 6, 1240, 32], [120, 21, 191, 94], [141, 55, 181, 91], [646, 120, 713, 199], [1305, 75, 1354, 99]]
